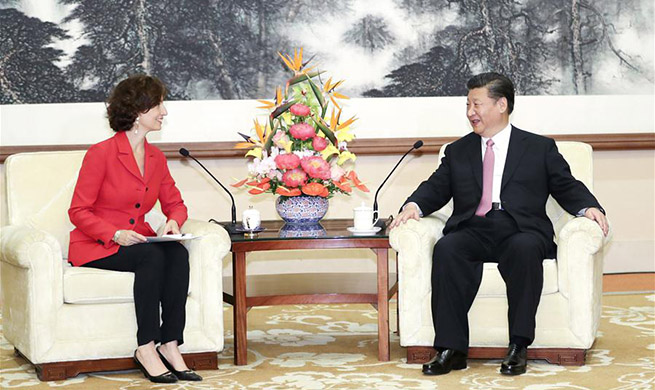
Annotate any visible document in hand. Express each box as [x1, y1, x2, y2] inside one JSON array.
[[145, 234, 198, 243]]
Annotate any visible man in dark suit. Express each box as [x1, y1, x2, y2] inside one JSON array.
[[389, 72, 608, 376]]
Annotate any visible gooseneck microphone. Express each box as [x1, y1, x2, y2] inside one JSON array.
[[373, 140, 424, 228], [179, 148, 239, 234]]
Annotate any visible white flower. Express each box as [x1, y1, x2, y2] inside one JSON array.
[[330, 162, 346, 181], [293, 149, 316, 159], [249, 155, 277, 177]]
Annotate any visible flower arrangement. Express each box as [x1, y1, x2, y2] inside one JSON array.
[[232, 48, 369, 199]]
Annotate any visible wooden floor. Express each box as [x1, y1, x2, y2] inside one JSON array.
[[603, 273, 654, 292]]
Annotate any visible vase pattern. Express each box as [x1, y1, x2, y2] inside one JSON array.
[[276, 195, 329, 224]]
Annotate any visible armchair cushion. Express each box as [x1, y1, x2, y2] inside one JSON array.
[[479, 260, 558, 297], [63, 265, 134, 304]]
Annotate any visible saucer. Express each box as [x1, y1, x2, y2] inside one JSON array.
[[347, 226, 382, 235], [234, 226, 265, 233]]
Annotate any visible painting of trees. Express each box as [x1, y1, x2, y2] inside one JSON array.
[[0, 7, 77, 103], [0, 0, 652, 103], [367, 0, 653, 96]]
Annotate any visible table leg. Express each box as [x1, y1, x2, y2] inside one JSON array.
[[233, 251, 248, 365], [376, 248, 390, 361]]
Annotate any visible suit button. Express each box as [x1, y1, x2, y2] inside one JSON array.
[[97, 239, 104, 245], [129, 218, 135, 224], [135, 203, 141, 208], [145, 187, 149, 192]]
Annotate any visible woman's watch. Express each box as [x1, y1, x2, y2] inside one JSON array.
[[112, 230, 122, 243]]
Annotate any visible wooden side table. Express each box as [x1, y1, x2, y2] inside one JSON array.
[[223, 219, 394, 366]]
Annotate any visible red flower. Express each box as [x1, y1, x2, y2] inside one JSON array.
[[282, 168, 308, 187], [289, 123, 315, 140], [312, 136, 328, 152], [248, 187, 265, 195], [274, 153, 301, 170], [302, 182, 329, 197], [347, 171, 369, 192], [290, 103, 311, 117], [275, 187, 302, 197], [334, 178, 352, 193], [301, 156, 331, 180], [231, 178, 248, 188]]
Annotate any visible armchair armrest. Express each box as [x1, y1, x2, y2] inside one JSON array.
[[0, 225, 64, 359], [179, 219, 231, 351], [555, 216, 610, 348], [389, 214, 446, 346]]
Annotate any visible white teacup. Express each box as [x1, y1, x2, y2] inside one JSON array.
[[242, 207, 261, 231], [353, 203, 378, 231]]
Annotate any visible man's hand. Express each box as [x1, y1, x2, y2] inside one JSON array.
[[389, 203, 421, 230], [162, 219, 181, 235], [584, 207, 609, 236], [115, 230, 147, 246]]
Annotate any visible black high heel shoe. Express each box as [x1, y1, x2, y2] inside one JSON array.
[[157, 346, 203, 381], [133, 351, 178, 383]]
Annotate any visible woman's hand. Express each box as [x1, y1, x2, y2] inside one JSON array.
[[115, 230, 147, 246], [162, 219, 180, 235]]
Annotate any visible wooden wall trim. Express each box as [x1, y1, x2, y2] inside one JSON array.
[[1, 133, 653, 162]]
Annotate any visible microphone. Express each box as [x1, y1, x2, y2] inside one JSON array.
[[179, 148, 240, 234], [373, 140, 424, 229]]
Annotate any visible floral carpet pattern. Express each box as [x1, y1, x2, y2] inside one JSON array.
[[1, 294, 653, 389]]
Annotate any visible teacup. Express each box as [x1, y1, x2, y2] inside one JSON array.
[[353, 203, 378, 231], [242, 207, 261, 231]]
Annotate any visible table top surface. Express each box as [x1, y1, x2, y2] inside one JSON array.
[[228, 219, 390, 243]]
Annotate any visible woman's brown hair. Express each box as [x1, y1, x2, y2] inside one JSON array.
[[106, 75, 167, 132]]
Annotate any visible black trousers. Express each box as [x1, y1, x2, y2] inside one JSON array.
[[82, 242, 190, 346], [431, 210, 547, 353]]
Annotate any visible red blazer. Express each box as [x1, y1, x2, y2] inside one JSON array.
[[68, 132, 188, 266]]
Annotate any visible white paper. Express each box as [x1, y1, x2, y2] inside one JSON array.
[[145, 234, 198, 243]]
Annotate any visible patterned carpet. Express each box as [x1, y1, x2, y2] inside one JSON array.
[[1, 294, 653, 389]]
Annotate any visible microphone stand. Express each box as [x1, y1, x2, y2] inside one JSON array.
[[179, 149, 240, 234], [373, 141, 423, 229]]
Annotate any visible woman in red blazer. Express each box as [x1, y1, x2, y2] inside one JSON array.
[[69, 75, 200, 383]]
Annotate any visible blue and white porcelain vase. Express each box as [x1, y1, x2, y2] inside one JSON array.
[[275, 195, 329, 224]]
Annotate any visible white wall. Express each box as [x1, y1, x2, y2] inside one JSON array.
[[1, 95, 653, 146]]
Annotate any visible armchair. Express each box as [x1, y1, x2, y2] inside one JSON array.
[[390, 141, 609, 365], [1, 151, 231, 380]]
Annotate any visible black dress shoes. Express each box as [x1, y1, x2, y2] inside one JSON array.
[[157, 346, 203, 381], [500, 343, 528, 375], [133, 351, 178, 383], [422, 349, 468, 375]]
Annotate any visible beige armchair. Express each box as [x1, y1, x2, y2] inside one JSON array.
[[1, 151, 231, 380], [390, 141, 609, 365]]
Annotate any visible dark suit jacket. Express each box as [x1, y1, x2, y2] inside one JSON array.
[[405, 127, 603, 255], [68, 131, 187, 266]]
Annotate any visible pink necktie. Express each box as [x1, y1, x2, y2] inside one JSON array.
[[475, 139, 495, 217]]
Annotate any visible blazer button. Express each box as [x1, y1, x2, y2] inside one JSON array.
[[145, 187, 149, 192], [129, 218, 135, 224], [97, 239, 104, 245], [135, 203, 141, 208]]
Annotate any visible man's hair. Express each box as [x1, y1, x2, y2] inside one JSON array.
[[106, 74, 167, 132], [466, 72, 515, 114]]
